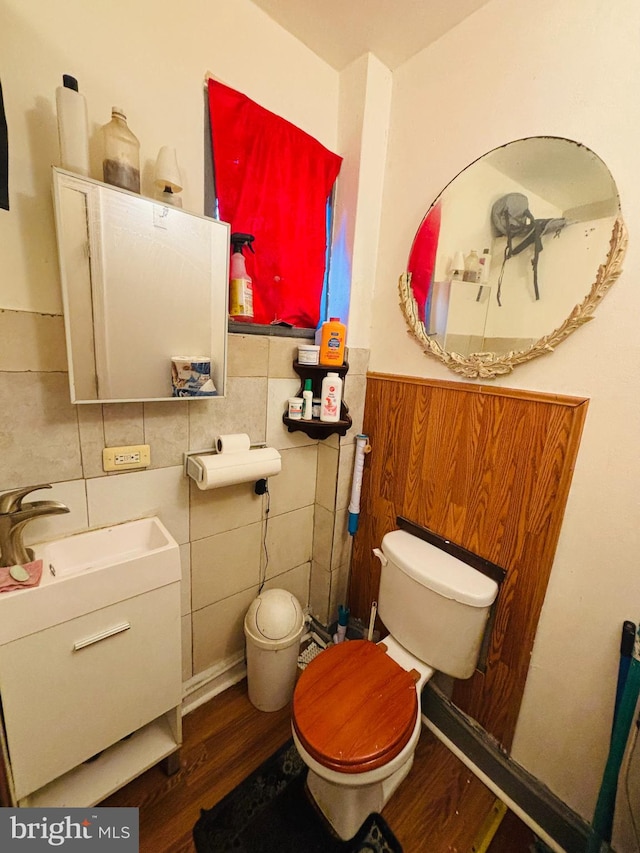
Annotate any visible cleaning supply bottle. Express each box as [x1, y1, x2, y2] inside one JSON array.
[[319, 317, 346, 366], [302, 378, 313, 420], [229, 233, 255, 322], [55, 74, 90, 176], [320, 372, 342, 423], [101, 107, 140, 193]]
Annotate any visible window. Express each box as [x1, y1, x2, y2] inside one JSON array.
[[207, 80, 342, 330]]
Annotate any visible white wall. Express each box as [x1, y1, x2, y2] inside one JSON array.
[[0, 0, 339, 314], [333, 53, 392, 349], [372, 0, 640, 840], [0, 0, 356, 743]]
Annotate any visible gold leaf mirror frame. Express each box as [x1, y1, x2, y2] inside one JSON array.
[[399, 217, 627, 379], [399, 135, 628, 380]]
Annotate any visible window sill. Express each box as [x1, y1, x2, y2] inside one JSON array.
[[227, 322, 315, 339]]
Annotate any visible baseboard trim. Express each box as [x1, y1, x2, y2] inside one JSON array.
[[421, 683, 599, 853], [182, 654, 246, 716]]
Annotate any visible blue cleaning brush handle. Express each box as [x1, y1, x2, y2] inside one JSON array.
[[590, 623, 640, 849], [612, 621, 636, 738], [338, 605, 349, 627]]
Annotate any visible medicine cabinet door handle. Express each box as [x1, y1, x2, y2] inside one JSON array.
[[73, 621, 131, 651]]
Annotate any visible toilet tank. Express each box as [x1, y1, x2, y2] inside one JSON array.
[[377, 530, 498, 679]]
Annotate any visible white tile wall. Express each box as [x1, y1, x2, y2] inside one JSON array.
[[265, 505, 314, 579], [23, 480, 89, 546], [267, 377, 316, 450], [190, 480, 263, 540], [86, 465, 189, 544], [189, 377, 268, 449], [191, 522, 262, 609], [309, 559, 332, 622], [192, 586, 257, 673], [103, 403, 144, 446], [268, 445, 318, 517], [179, 543, 191, 616], [181, 614, 193, 682], [0, 373, 83, 488], [316, 443, 339, 511], [0, 312, 67, 372], [0, 309, 369, 686], [264, 561, 311, 607]]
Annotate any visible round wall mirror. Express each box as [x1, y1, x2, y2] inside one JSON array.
[[399, 136, 627, 378]]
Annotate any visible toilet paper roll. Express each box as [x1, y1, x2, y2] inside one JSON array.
[[187, 447, 281, 490], [215, 433, 251, 454]]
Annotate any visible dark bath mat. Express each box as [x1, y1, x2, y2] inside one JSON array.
[[193, 737, 403, 853]]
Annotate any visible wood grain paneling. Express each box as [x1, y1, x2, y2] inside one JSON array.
[[349, 374, 588, 749]]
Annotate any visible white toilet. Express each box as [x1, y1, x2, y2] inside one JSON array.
[[292, 528, 499, 840]]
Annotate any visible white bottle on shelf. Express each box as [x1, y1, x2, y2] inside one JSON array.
[[56, 74, 90, 176], [320, 372, 342, 423], [302, 379, 314, 420]]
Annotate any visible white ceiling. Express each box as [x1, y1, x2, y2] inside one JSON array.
[[251, 0, 493, 71]]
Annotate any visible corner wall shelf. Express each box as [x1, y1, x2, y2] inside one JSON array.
[[282, 362, 352, 440]]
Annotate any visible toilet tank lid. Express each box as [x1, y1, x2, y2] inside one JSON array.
[[381, 530, 498, 608]]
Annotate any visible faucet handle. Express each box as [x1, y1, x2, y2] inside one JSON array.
[[0, 484, 52, 514]]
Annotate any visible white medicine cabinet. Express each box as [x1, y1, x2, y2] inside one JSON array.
[[52, 168, 230, 403]]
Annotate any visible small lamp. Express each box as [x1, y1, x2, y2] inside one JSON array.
[[154, 146, 183, 207]]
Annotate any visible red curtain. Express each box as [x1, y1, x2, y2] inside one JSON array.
[[407, 200, 442, 324], [208, 80, 342, 327]]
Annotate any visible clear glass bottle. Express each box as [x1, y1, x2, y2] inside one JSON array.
[[463, 249, 481, 283], [101, 107, 140, 193]]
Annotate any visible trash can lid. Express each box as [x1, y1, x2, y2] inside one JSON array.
[[244, 589, 304, 642]]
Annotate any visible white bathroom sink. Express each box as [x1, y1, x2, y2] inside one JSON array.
[[39, 516, 174, 578], [0, 517, 181, 644]]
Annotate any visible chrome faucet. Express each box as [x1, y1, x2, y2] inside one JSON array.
[[0, 485, 70, 567]]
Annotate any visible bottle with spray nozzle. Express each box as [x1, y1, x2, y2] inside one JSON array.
[[229, 233, 255, 322]]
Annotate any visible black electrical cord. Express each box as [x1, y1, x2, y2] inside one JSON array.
[[255, 479, 270, 594]]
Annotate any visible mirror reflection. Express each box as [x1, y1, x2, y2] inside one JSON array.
[[400, 137, 627, 378], [52, 168, 230, 403]]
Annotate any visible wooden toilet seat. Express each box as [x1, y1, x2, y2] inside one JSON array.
[[292, 639, 418, 774]]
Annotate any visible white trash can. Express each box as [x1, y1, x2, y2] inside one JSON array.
[[244, 589, 305, 712]]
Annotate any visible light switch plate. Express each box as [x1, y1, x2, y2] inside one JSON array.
[[103, 444, 151, 472]]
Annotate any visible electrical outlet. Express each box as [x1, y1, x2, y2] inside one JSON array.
[[103, 444, 151, 472]]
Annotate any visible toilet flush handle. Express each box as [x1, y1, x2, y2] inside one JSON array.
[[372, 548, 387, 566]]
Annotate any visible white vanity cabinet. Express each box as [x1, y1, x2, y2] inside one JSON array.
[[0, 517, 183, 807]]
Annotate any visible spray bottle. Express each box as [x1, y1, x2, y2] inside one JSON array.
[[229, 233, 255, 322]]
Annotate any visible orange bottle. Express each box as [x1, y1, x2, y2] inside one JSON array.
[[319, 317, 346, 366]]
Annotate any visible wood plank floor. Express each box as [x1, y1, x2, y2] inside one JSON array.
[[102, 679, 536, 852]]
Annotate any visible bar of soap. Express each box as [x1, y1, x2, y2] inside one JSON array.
[[9, 564, 30, 582]]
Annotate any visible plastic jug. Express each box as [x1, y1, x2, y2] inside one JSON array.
[[101, 107, 140, 193], [319, 318, 346, 367]]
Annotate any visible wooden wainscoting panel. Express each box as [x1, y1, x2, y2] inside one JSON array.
[[349, 374, 588, 749]]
